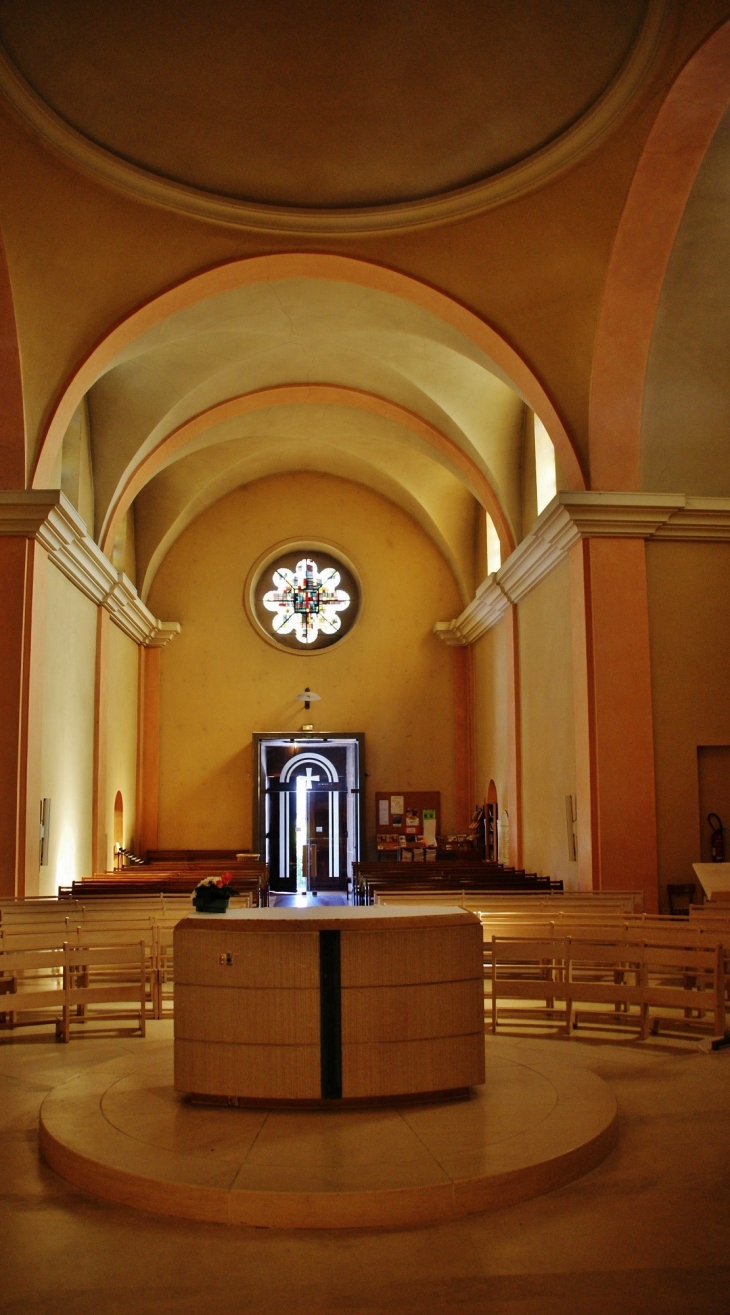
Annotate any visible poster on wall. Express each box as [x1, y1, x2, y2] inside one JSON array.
[[405, 809, 420, 833], [378, 798, 389, 826], [390, 795, 404, 826], [422, 808, 437, 845]]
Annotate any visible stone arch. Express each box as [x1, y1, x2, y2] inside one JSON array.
[[99, 384, 516, 562], [590, 18, 730, 490], [33, 253, 584, 496]]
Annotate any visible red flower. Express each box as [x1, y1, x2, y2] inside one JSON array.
[[219, 872, 233, 886]]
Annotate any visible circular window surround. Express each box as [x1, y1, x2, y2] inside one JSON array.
[[244, 539, 363, 656]]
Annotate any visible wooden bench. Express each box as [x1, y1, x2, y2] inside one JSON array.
[[490, 933, 727, 1042], [68, 865, 268, 905], [355, 862, 561, 905], [0, 892, 253, 1018], [145, 849, 260, 864], [0, 940, 147, 1041]]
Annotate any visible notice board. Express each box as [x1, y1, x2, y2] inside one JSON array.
[[375, 792, 441, 841]]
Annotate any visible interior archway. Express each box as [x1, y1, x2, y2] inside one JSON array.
[[35, 256, 584, 517], [589, 18, 730, 490], [36, 254, 586, 612], [113, 790, 124, 866]]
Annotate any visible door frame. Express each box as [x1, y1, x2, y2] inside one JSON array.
[[253, 732, 365, 888]]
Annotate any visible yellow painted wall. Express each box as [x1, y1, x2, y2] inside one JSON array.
[[518, 559, 577, 887], [646, 541, 730, 907], [473, 617, 509, 822], [39, 562, 96, 894], [146, 472, 462, 851], [105, 620, 139, 870]]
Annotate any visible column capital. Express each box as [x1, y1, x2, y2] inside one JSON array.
[[0, 490, 179, 647], [436, 491, 730, 645]]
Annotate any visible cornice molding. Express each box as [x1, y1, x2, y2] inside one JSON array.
[[434, 577, 509, 647], [435, 492, 730, 645], [0, 0, 669, 236], [0, 491, 179, 647]]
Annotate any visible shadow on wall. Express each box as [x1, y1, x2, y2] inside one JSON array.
[[160, 745, 253, 849]]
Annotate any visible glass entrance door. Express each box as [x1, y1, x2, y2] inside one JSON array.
[[255, 736, 362, 893]]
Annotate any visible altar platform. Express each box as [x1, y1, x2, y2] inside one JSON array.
[[39, 1033, 617, 1229]]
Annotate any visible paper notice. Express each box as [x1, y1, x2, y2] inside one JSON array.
[[422, 808, 437, 845], [378, 798, 389, 826], [390, 795, 404, 815]]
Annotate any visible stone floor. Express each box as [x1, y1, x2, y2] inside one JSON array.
[[1, 1020, 729, 1315]]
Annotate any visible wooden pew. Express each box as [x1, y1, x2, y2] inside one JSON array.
[[354, 860, 561, 905], [0, 892, 253, 1018], [67, 864, 268, 905], [490, 933, 727, 1041], [145, 849, 260, 864], [0, 940, 147, 1041]]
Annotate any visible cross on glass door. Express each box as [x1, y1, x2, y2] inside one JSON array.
[[295, 768, 320, 891]]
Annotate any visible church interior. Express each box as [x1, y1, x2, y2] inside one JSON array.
[[1, 2, 730, 1311]]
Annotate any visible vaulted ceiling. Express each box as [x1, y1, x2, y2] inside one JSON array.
[[7, 0, 671, 598], [85, 277, 527, 602]]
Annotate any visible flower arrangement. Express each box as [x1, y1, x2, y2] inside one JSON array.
[[192, 871, 239, 912]]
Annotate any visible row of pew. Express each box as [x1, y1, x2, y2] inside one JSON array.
[[372, 887, 729, 1043], [61, 859, 270, 906], [0, 890, 252, 1038], [353, 860, 564, 905], [4, 885, 728, 1047]]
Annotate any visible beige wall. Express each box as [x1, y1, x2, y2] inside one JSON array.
[[104, 619, 139, 870], [39, 562, 96, 894], [518, 559, 577, 887], [646, 541, 730, 907], [147, 473, 462, 851], [473, 617, 509, 829]]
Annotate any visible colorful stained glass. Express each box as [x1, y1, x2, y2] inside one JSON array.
[[262, 558, 351, 644]]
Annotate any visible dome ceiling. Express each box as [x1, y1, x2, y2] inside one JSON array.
[[0, 0, 660, 225]]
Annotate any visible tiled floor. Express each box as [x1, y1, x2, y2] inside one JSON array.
[[1, 1021, 729, 1313]]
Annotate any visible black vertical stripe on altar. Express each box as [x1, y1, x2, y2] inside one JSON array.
[[319, 930, 342, 1099]]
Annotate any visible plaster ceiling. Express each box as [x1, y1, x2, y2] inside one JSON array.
[[0, 0, 648, 209], [133, 406, 479, 604], [642, 105, 730, 495], [83, 276, 527, 596]]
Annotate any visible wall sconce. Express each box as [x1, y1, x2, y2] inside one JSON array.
[[296, 687, 321, 712], [296, 686, 321, 730]]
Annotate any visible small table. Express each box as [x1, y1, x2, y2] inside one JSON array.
[[173, 905, 485, 1104]]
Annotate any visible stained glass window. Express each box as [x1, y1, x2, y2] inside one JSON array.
[[262, 557, 351, 645]]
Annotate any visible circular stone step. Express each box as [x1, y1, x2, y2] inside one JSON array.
[[39, 1040, 617, 1229]]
